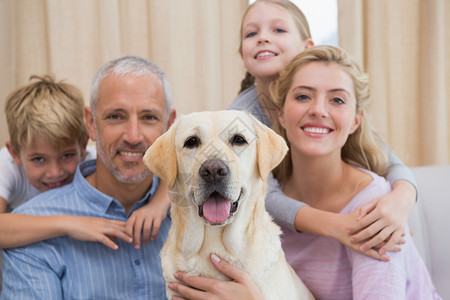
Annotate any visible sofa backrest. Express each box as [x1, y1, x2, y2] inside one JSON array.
[[409, 164, 450, 299]]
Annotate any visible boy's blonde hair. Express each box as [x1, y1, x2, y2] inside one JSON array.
[[270, 45, 390, 183], [4, 75, 88, 152], [238, 0, 312, 94]]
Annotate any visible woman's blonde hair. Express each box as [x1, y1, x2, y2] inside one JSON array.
[[238, 0, 312, 94], [4, 75, 87, 152], [270, 45, 389, 183]]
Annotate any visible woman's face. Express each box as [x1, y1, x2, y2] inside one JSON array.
[[240, 2, 311, 82], [278, 62, 362, 159]]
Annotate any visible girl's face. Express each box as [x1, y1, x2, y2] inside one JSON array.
[[278, 62, 362, 159], [241, 2, 311, 82]]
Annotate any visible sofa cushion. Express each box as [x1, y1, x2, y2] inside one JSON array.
[[409, 165, 450, 299]]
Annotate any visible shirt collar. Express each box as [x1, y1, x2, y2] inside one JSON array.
[[74, 159, 159, 216]]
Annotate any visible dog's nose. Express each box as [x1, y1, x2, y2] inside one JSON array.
[[199, 159, 229, 184]]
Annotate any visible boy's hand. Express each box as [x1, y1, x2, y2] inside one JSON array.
[[168, 254, 265, 300], [125, 197, 170, 249], [64, 216, 132, 250], [346, 180, 415, 255], [126, 181, 171, 249]]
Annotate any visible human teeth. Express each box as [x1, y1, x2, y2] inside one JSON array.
[[120, 152, 142, 157], [46, 181, 64, 188], [256, 51, 275, 58], [303, 127, 330, 134]]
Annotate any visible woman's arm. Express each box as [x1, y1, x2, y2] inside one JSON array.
[[347, 151, 416, 254], [347, 246, 407, 299], [168, 254, 265, 300]]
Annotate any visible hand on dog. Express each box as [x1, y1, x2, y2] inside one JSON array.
[[168, 254, 265, 300], [126, 182, 171, 249]]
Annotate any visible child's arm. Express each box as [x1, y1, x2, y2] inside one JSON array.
[[125, 180, 171, 249], [267, 175, 407, 262], [293, 206, 391, 261], [266, 176, 390, 260], [267, 149, 416, 257], [266, 182, 415, 261], [0, 196, 132, 250], [0, 196, 7, 214]]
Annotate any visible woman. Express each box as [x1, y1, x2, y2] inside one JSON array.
[[269, 45, 440, 299]]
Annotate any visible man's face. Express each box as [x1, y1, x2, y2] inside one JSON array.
[[86, 73, 174, 184]]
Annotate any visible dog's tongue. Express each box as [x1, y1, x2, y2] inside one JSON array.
[[203, 194, 231, 224]]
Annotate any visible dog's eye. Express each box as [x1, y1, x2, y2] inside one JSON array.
[[184, 136, 200, 148], [230, 134, 247, 146]]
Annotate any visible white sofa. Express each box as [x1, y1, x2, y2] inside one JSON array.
[[409, 165, 450, 299]]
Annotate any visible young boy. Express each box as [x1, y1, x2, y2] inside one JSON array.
[[0, 75, 171, 289]]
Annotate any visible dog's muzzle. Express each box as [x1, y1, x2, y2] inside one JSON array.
[[197, 159, 241, 225]]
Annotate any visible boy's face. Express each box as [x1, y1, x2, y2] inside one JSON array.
[[7, 139, 86, 192]]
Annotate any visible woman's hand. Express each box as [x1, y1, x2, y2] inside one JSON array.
[[168, 254, 265, 300]]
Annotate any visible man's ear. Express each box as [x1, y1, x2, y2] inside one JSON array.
[[166, 109, 177, 130], [84, 106, 97, 141], [5, 141, 22, 165]]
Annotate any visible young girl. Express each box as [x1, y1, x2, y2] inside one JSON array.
[[228, 0, 417, 260], [269, 45, 440, 299]]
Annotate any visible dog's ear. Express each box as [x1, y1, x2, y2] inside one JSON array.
[[143, 118, 179, 188], [253, 119, 288, 181]]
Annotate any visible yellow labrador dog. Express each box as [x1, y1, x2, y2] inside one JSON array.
[[143, 110, 314, 300]]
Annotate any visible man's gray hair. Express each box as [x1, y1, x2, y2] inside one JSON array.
[[90, 55, 172, 118]]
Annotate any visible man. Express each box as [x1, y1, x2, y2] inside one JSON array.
[[1, 55, 176, 299]]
